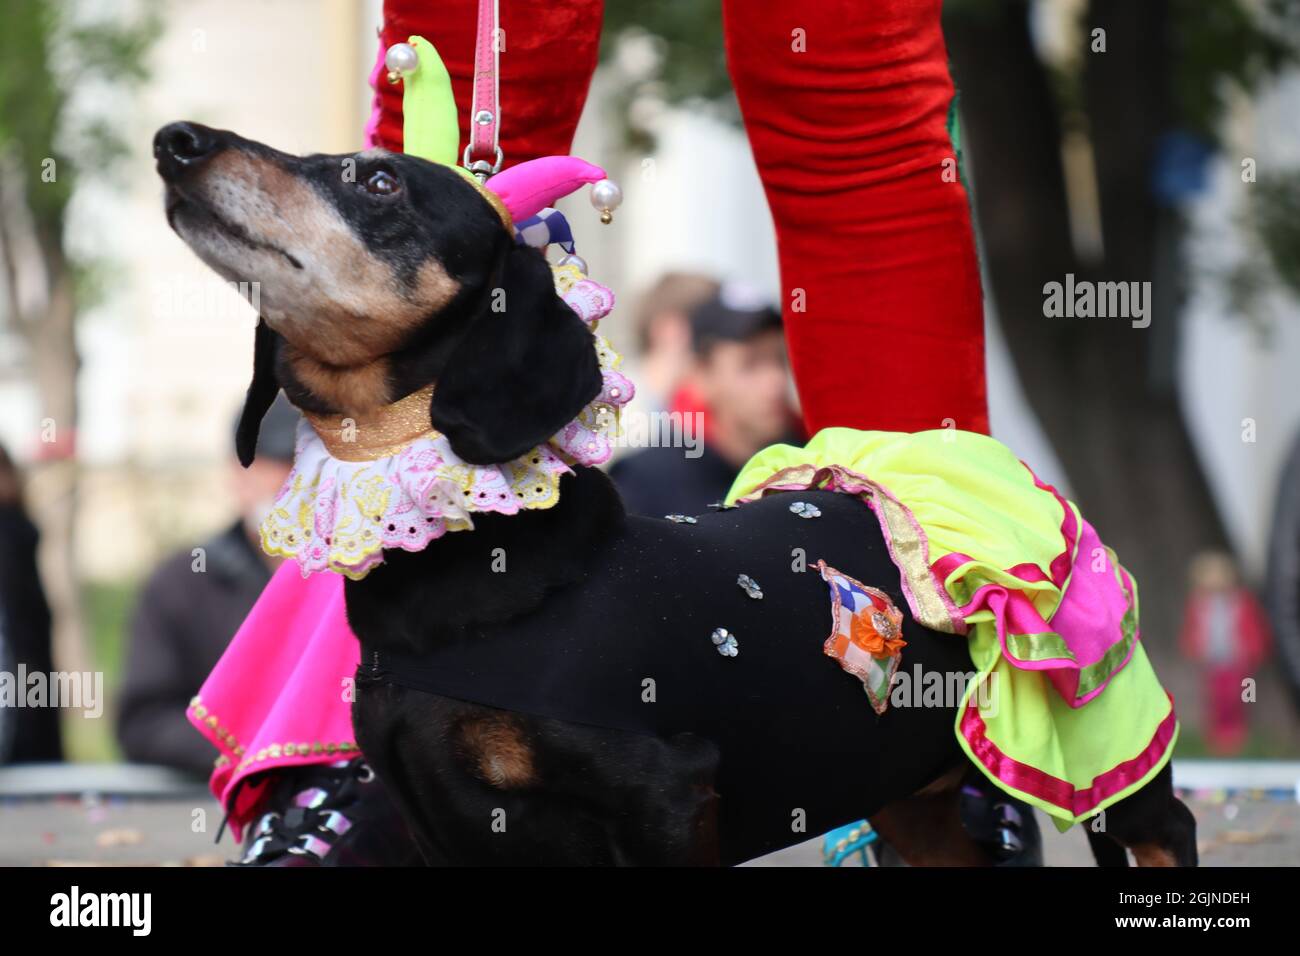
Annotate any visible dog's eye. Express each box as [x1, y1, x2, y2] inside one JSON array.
[[364, 170, 401, 196]]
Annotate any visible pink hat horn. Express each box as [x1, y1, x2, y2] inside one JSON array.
[[486, 156, 607, 222]]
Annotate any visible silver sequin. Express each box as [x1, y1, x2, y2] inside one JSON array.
[[789, 501, 821, 519], [736, 574, 763, 600], [711, 627, 739, 657], [664, 514, 698, 524]]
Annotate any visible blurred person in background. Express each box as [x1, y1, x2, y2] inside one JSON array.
[[1180, 551, 1273, 756], [116, 396, 300, 776], [624, 272, 719, 417], [610, 282, 799, 516], [0, 443, 62, 764]]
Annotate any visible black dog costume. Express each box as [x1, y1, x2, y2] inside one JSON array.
[[355, 480, 975, 865]]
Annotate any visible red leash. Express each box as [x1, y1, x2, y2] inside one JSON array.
[[464, 0, 502, 179]]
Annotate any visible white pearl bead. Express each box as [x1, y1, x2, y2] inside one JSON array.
[[384, 42, 419, 76], [589, 179, 623, 212], [557, 253, 588, 275]]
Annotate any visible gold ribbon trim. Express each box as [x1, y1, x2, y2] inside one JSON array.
[[453, 167, 513, 231], [302, 384, 439, 462]]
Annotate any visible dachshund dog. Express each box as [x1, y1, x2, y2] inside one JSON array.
[[155, 121, 1196, 866]]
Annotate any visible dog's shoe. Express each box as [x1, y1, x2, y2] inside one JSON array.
[[230, 758, 422, 867], [958, 776, 1044, 867]]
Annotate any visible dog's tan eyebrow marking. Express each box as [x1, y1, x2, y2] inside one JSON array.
[[456, 714, 536, 790], [1129, 843, 1178, 867]]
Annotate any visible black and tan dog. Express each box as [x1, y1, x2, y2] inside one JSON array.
[[155, 121, 1196, 866]]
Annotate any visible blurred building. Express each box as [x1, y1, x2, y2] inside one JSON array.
[[0, 0, 379, 579]]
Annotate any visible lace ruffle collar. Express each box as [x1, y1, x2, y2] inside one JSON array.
[[260, 266, 631, 580]]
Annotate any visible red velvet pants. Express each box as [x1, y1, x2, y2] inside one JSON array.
[[378, 0, 987, 435]]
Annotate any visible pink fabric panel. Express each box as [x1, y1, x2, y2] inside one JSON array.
[[188, 562, 358, 838], [935, 519, 1136, 705], [1043, 520, 1132, 668], [486, 156, 606, 220]]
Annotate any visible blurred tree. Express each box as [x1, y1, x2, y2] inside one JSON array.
[[599, 0, 1299, 651], [0, 0, 160, 680], [942, 0, 1297, 652], [601, 1, 731, 154], [1253, 172, 1300, 296]]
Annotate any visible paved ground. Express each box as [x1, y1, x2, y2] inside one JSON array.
[[1, 786, 1296, 867], [0, 794, 228, 867], [749, 790, 1299, 866]]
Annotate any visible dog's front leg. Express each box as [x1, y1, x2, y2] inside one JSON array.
[[354, 681, 721, 865]]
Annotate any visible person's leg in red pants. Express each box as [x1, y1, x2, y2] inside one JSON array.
[[378, 0, 985, 435], [724, 0, 989, 436]]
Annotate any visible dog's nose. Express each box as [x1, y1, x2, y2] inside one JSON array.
[[154, 122, 219, 181]]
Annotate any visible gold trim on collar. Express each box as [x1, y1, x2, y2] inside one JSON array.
[[453, 166, 513, 231], [302, 384, 438, 462]]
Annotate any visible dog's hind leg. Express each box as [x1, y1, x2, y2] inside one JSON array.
[[869, 766, 996, 866], [1127, 795, 1198, 867], [1084, 826, 1131, 867], [1087, 764, 1199, 867]]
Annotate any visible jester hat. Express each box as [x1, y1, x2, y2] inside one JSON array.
[[373, 35, 609, 231]]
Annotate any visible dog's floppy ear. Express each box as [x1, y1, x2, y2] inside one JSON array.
[[235, 318, 282, 467], [430, 244, 602, 465]]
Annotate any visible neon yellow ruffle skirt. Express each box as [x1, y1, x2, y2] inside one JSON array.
[[726, 427, 1176, 830]]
